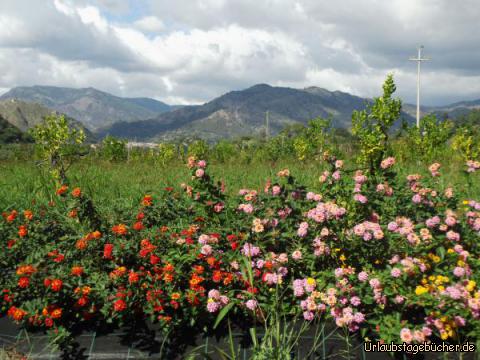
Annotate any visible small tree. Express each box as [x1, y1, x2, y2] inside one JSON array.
[[404, 114, 453, 161], [101, 135, 127, 161], [30, 113, 85, 184], [352, 74, 402, 173]]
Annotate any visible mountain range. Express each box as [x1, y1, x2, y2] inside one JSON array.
[[0, 86, 175, 130], [0, 84, 479, 143]]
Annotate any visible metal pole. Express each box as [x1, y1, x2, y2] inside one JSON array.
[[265, 110, 270, 140], [416, 47, 421, 128], [409, 45, 430, 128]]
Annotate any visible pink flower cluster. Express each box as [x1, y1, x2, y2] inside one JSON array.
[[306, 202, 346, 223], [428, 163, 441, 177], [466, 201, 480, 233], [206, 289, 229, 313], [313, 237, 331, 256], [466, 160, 480, 173], [238, 203, 254, 214], [241, 243, 261, 257], [353, 221, 384, 241], [306, 192, 322, 201], [380, 157, 396, 169]]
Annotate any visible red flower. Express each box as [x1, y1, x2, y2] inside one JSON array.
[[128, 271, 140, 284], [133, 221, 144, 231], [150, 254, 160, 265], [18, 225, 28, 238], [136, 212, 145, 220], [71, 266, 84, 276], [18, 277, 29, 288], [53, 254, 65, 263], [231, 242, 238, 250], [164, 187, 173, 192], [226, 234, 237, 242], [142, 195, 153, 206], [113, 299, 127, 312], [44, 278, 52, 288], [44, 317, 54, 327], [77, 296, 88, 307], [212, 271, 222, 283], [6, 210, 18, 222], [103, 244, 114, 259], [51, 279, 63, 292], [7, 240, 16, 249]]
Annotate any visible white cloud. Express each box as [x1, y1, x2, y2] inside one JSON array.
[[133, 16, 165, 33], [0, 0, 479, 106]]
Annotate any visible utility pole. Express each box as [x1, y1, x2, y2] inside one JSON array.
[[265, 110, 270, 140], [409, 45, 430, 127]]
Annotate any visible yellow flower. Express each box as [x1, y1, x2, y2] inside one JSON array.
[[306, 278, 316, 286], [447, 249, 455, 254], [339, 254, 346, 261], [466, 280, 476, 292], [437, 285, 445, 292], [415, 285, 429, 296], [440, 331, 448, 340], [463, 200, 469, 205], [431, 256, 440, 263]]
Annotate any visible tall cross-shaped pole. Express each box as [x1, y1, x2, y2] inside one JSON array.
[[409, 45, 430, 127]]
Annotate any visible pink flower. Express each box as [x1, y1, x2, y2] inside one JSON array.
[[353, 194, 368, 204], [201, 245, 213, 256], [197, 160, 207, 168], [453, 267, 465, 277], [400, 328, 413, 343], [241, 243, 260, 257], [272, 185, 281, 196], [380, 157, 396, 169], [350, 296, 361, 306], [412, 194, 422, 203], [390, 268, 402, 278], [358, 271, 369, 282], [394, 295, 405, 304], [303, 311, 314, 321], [292, 250, 302, 260], [207, 301, 220, 313], [245, 299, 258, 311], [195, 168, 205, 178]]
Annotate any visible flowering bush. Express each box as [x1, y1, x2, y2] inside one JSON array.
[[1, 154, 479, 354]]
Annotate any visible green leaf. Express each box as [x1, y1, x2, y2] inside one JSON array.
[[213, 302, 235, 329]]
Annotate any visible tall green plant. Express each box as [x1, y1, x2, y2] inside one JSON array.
[[352, 74, 401, 173]]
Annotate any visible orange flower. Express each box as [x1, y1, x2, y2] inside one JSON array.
[[16, 265, 37, 276], [23, 210, 33, 220], [171, 292, 181, 300], [8, 306, 27, 321], [18, 225, 27, 238], [50, 308, 62, 319], [75, 238, 88, 250], [163, 273, 174, 283], [68, 209, 78, 218], [71, 187, 82, 198], [112, 224, 128, 236], [91, 230, 102, 239], [71, 266, 84, 276], [56, 185, 68, 196], [160, 226, 169, 233], [142, 195, 153, 206]]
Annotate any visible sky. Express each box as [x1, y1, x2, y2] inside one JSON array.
[[0, 0, 479, 106]]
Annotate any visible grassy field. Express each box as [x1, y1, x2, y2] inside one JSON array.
[[1, 153, 479, 214]]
